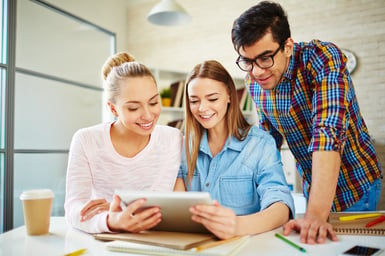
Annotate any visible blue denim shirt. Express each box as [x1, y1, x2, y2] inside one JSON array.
[[178, 126, 295, 217]]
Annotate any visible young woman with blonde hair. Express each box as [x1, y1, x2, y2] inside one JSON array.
[[65, 52, 182, 233]]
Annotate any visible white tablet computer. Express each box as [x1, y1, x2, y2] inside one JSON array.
[[115, 190, 213, 234]]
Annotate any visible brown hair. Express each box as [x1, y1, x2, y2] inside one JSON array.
[[101, 52, 156, 104], [184, 60, 252, 182]]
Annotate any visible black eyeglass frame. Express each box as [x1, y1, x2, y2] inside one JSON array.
[[236, 41, 285, 72]]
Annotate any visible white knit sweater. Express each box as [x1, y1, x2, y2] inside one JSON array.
[[64, 122, 182, 233]]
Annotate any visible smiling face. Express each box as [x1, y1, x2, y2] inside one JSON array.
[[109, 76, 161, 136], [238, 32, 293, 90], [187, 77, 230, 131]]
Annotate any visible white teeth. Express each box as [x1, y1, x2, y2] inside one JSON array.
[[201, 114, 213, 119], [139, 122, 152, 127]]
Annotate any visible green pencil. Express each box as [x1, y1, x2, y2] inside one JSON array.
[[275, 233, 306, 253]]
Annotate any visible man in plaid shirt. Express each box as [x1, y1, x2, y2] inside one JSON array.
[[232, 1, 382, 244]]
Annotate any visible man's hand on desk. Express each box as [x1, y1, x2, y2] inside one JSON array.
[[282, 214, 338, 244]]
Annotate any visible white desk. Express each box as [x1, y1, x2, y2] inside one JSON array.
[[0, 217, 384, 255]]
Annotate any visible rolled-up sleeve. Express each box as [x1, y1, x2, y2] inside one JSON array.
[[256, 135, 295, 218], [308, 44, 350, 155]]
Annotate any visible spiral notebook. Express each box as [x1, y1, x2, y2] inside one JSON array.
[[105, 235, 250, 256], [328, 212, 385, 236]]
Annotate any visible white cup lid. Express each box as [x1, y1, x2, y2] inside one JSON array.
[[19, 189, 54, 200]]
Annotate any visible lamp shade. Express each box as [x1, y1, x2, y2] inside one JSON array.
[[147, 0, 191, 26]]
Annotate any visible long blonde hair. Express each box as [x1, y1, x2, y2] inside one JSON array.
[[101, 52, 156, 104], [184, 60, 252, 182]]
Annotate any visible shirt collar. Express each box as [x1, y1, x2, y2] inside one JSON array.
[[199, 130, 245, 156], [284, 43, 298, 82]]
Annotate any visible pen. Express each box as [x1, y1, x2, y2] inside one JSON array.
[[196, 236, 241, 252], [366, 215, 385, 228], [339, 213, 382, 222], [64, 248, 87, 256], [275, 233, 306, 253]]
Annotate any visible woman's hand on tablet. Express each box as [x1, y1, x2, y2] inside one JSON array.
[[80, 198, 110, 222], [190, 200, 237, 239], [107, 194, 162, 233]]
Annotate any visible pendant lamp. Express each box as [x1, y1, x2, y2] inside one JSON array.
[[147, 0, 191, 26]]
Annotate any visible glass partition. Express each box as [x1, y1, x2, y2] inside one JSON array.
[[0, 68, 5, 148], [16, 0, 113, 87], [0, 0, 7, 233], [9, 0, 115, 229], [0, 0, 6, 64], [0, 154, 3, 232], [14, 73, 102, 149]]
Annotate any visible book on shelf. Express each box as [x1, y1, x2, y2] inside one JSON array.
[[243, 94, 250, 111], [104, 234, 250, 256], [167, 119, 184, 130], [236, 87, 247, 111], [236, 87, 254, 112], [181, 79, 187, 109], [328, 212, 385, 236], [170, 81, 179, 107], [170, 80, 185, 108]]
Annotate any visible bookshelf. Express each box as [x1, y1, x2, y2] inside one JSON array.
[[151, 69, 185, 126]]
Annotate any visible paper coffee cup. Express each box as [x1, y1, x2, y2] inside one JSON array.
[[20, 189, 54, 235]]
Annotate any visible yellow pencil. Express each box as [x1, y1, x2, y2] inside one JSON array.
[[196, 236, 241, 252], [64, 248, 87, 256], [339, 213, 382, 222]]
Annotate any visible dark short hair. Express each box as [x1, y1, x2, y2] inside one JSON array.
[[231, 1, 291, 53]]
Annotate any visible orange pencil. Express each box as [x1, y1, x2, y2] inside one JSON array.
[[365, 215, 385, 228]]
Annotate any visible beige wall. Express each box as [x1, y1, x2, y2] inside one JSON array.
[[48, 0, 385, 208]]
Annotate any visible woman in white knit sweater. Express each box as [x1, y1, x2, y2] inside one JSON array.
[[64, 52, 182, 234]]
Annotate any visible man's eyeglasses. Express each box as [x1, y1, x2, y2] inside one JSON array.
[[236, 42, 285, 72]]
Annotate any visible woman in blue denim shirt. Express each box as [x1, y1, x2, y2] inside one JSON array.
[[174, 60, 295, 239]]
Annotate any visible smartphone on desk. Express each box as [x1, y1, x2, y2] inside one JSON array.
[[340, 245, 383, 256]]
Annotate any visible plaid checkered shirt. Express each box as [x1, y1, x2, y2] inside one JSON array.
[[246, 40, 382, 211]]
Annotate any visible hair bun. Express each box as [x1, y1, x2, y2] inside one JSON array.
[[101, 52, 136, 80]]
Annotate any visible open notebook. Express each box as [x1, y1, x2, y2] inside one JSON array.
[[328, 212, 385, 236], [104, 235, 249, 256]]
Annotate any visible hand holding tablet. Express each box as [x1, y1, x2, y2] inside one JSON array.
[[107, 194, 163, 233], [115, 190, 213, 233]]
